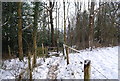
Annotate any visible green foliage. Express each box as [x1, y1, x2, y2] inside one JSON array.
[[2, 2, 64, 57], [37, 47, 48, 57], [2, 2, 18, 54], [94, 2, 118, 46], [2, 2, 34, 55], [37, 47, 43, 57]]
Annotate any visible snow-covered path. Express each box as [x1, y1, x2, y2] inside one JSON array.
[[0, 46, 118, 80]]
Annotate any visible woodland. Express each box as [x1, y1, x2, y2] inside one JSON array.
[[1, 0, 119, 80]]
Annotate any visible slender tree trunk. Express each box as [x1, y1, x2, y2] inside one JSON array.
[[89, 2, 95, 51], [82, 20, 85, 49], [63, 1, 66, 44], [56, 2, 59, 53], [32, 2, 38, 67], [58, 6, 59, 41], [56, 2, 57, 40], [47, 10, 50, 44], [49, 2, 55, 47], [28, 52, 32, 81], [18, 2, 23, 61]]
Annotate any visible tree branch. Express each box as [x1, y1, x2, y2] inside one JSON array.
[[22, 24, 33, 31]]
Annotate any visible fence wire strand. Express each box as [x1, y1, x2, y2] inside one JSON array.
[[78, 55, 109, 79], [64, 44, 109, 79]]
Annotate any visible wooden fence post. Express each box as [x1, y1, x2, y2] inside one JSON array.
[[57, 39, 59, 53], [45, 47, 48, 56], [63, 47, 64, 56], [18, 75, 22, 81], [42, 43, 45, 62], [63, 44, 65, 56], [8, 45, 11, 58], [66, 46, 69, 65], [84, 60, 91, 81]]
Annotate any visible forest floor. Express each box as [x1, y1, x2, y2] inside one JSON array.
[[0, 46, 118, 80]]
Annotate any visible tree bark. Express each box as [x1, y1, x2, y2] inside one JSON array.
[[47, 10, 50, 44], [56, 2, 59, 53], [63, 1, 66, 44], [89, 2, 95, 51], [32, 2, 39, 67], [18, 2, 23, 61], [49, 2, 55, 47]]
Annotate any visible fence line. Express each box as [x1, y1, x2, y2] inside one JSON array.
[[63, 44, 109, 79], [80, 56, 109, 79], [63, 44, 80, 53]]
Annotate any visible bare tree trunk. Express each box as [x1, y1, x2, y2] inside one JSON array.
[[82, 2, 86, 49], [18, 2, 23, 61], [56, 2, 59, 53], [32, 2, 38, 67], [49, 2, 55, 47], [57, 4, 60, 53], [47, 10, 50, 44], [89, 2, 95, 51], [63, 1, 66, 44], [28, 52, 32, 81]]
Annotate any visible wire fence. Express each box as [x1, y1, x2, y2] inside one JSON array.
[[79, 55, 109, 79], [63, 44, 109, 79]]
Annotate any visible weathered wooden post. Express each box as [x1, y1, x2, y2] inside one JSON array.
[[8, 45, 11, 58], [28, 52, 32, 81], [63, 44, 65, 56], [18, 74, 22, 81], [66, 46, 69, 65], [45, 47, 48, 56], [42, 43, 45, 62], [57, 39, 59, 53], [84, 60, 91, 81]]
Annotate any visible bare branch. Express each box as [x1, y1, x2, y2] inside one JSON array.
[[22, 24, 33, 31], [1, 16, 10, 27], [93, 2, 108, 17], [41, 4, 51, 11]]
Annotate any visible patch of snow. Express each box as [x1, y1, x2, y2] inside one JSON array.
[[0, 46, 118, 80]]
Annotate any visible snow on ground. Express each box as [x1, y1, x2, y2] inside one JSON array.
[[56, 46, 118, 79], [0, 46, 118, 80], [0, 57, 28, 80]]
